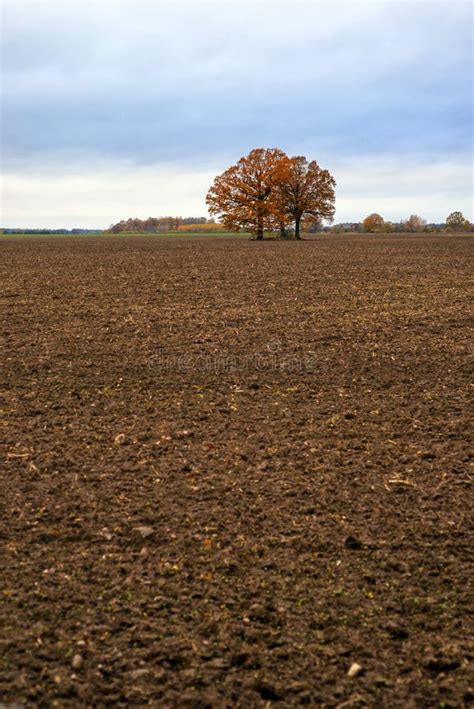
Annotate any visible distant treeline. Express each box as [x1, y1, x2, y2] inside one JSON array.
[[326, 211, 472, 234], [2, 212, 472, 235], [106, 212, 473, 235], [319, 222, 468, 234], [1, 228, 103, 234], [107, 217, 223, 233]]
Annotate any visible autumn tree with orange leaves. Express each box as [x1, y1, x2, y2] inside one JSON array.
[[362, 213, 385, 233], [273, 156, 336, 239], [206, 148, 336, 239], [206, 148, 286, 240]]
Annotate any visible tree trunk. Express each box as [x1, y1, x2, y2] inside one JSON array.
[[280, 223, 286, 239], [295, 215, 302, 240], [256, 208, 264, 240]]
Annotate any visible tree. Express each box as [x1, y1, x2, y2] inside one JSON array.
[[403, 214, 426, 232], [362, 213, 384, 232], [446, 211, 469, 230], [272, 156, 336, 239], [206, 148, 336, 240], [206, 148, 286, 240]]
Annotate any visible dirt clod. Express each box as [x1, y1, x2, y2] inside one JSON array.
[[132, 526, 154, 539], [385, 620, 409, 640], [344, 535, 363, 550]]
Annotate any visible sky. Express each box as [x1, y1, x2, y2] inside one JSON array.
[[1, 0, 473, 228]]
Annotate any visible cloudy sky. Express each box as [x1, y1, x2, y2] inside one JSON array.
[[1, 0, 473, 228]]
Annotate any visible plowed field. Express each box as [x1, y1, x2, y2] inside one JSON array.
[[1, 233, 472, 707]]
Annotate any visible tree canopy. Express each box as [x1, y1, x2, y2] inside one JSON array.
[[273, 156, 336, 239], [446, 211, 470, 230], [362, 213, 385, 233], [403, 215, 427, 232]]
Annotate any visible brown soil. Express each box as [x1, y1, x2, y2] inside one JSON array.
[[1, 233, 473, 708]]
